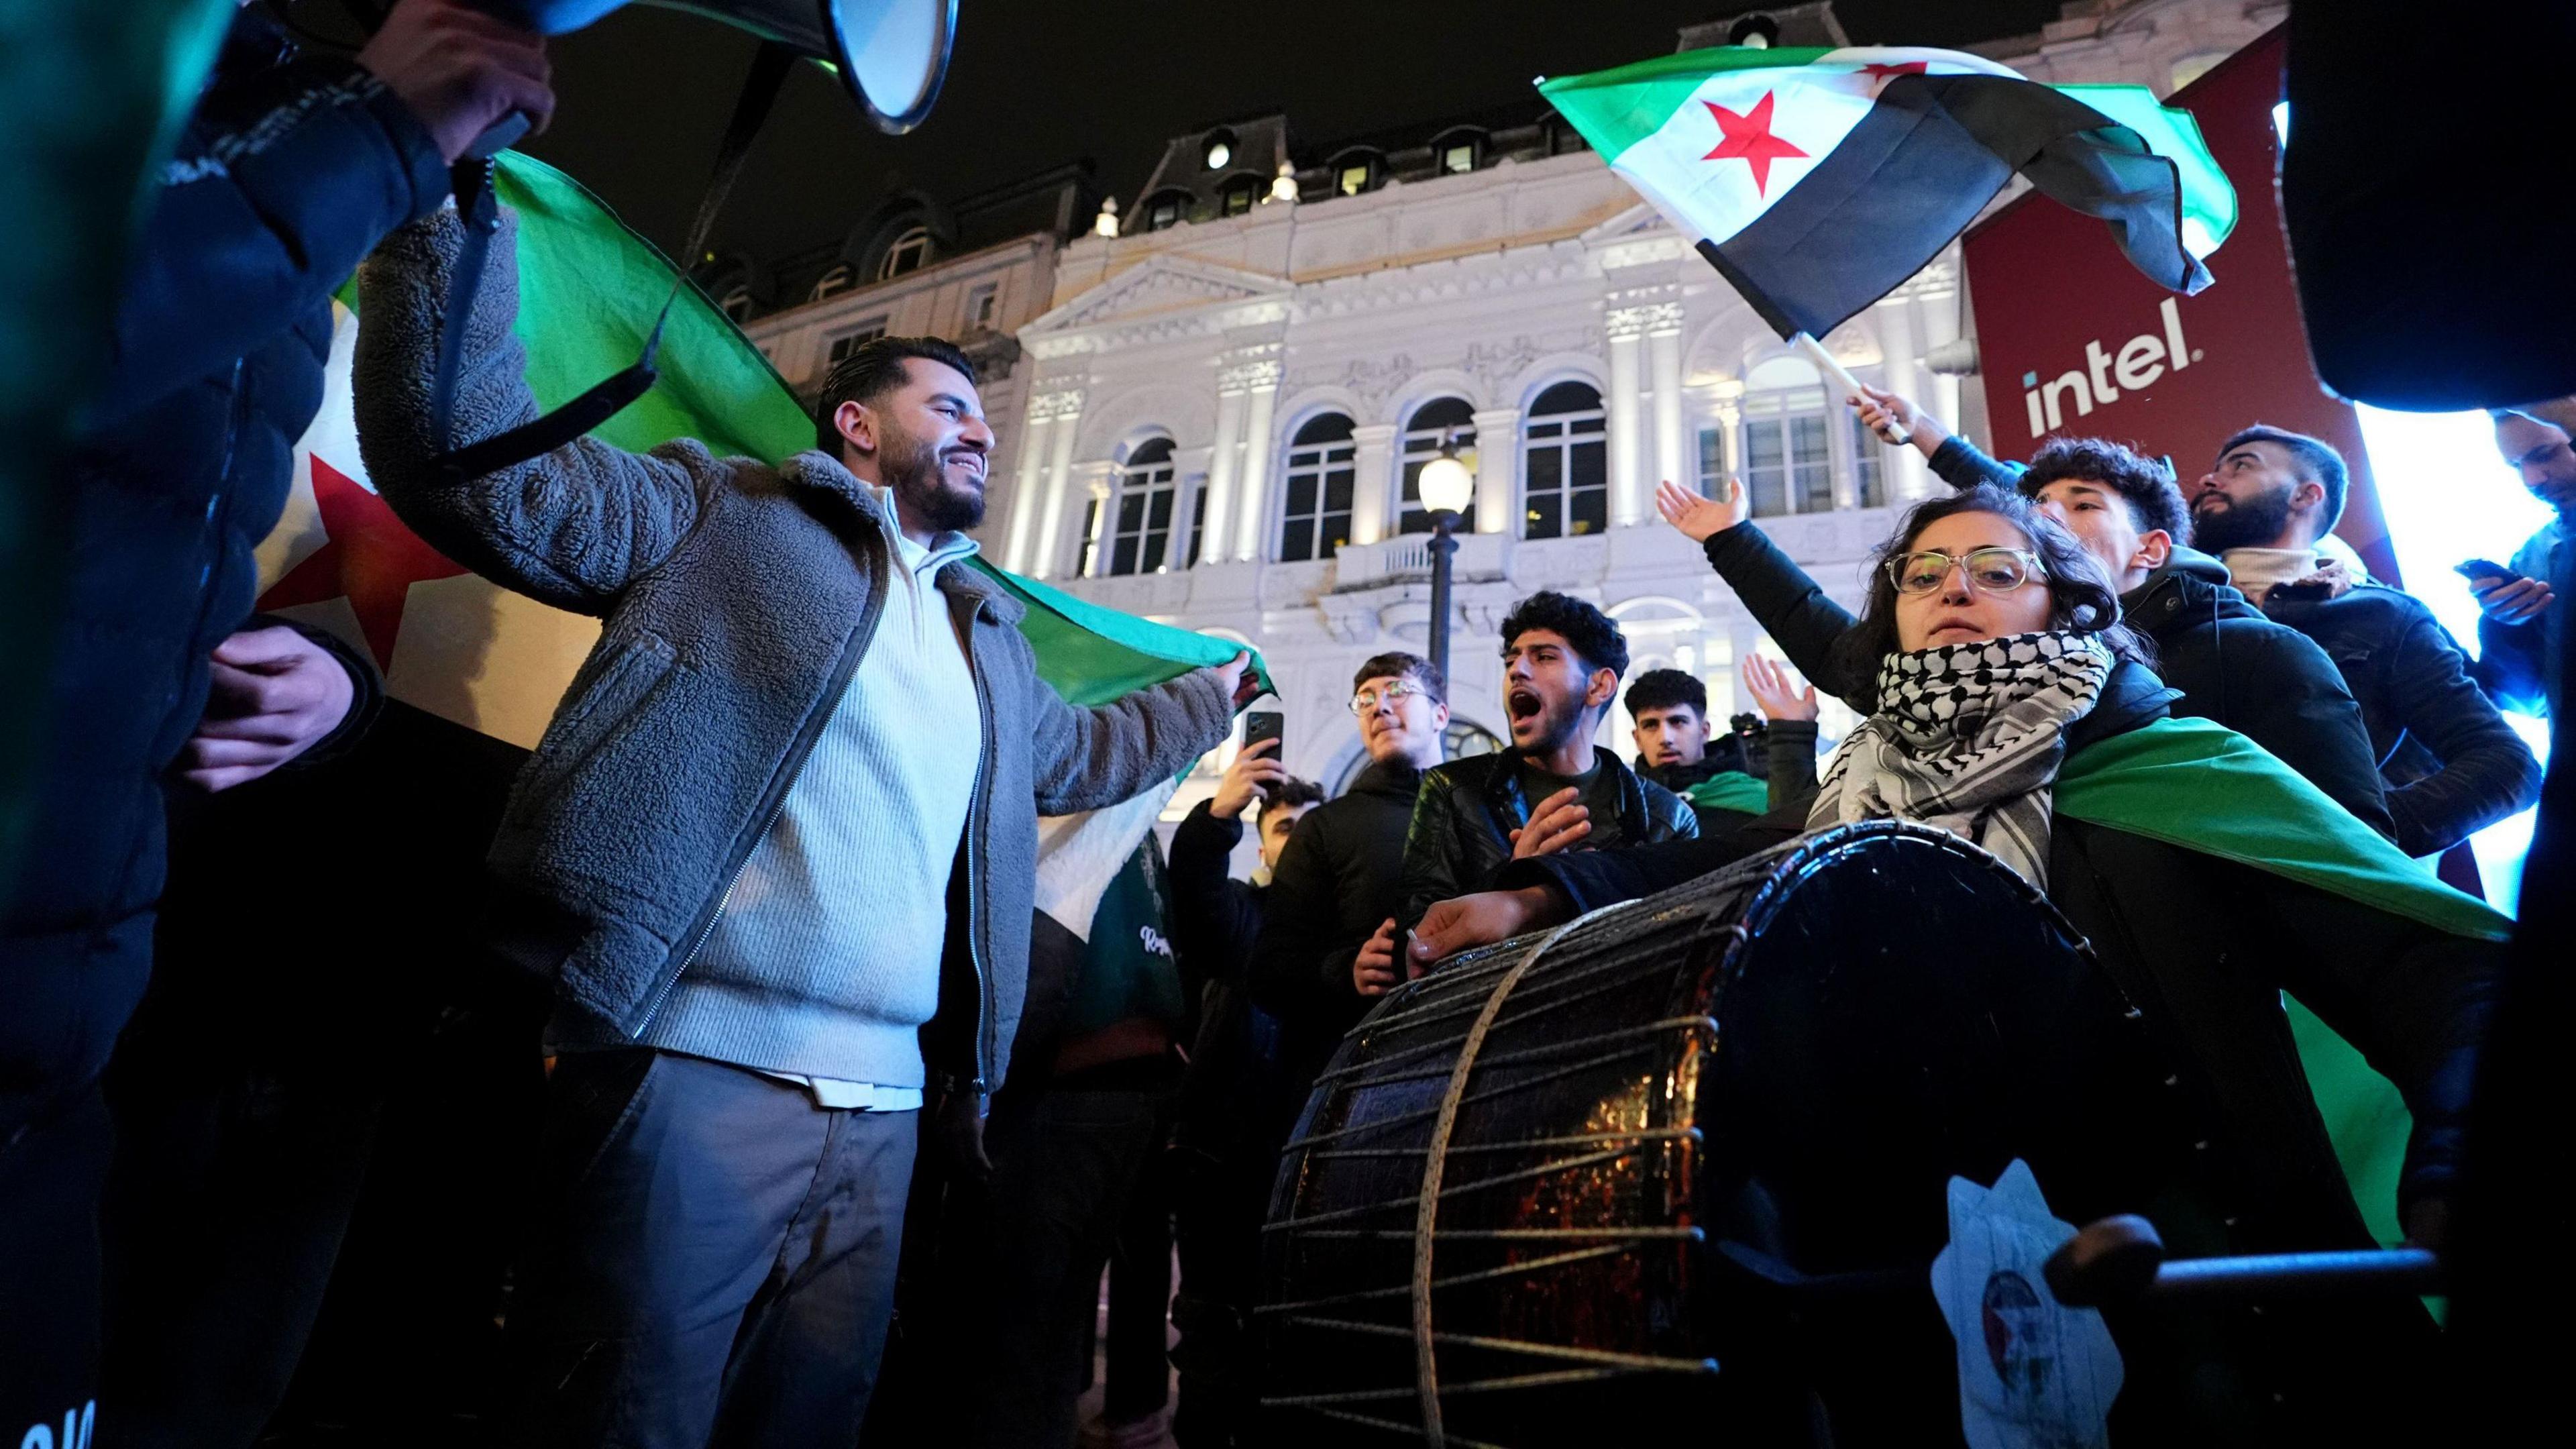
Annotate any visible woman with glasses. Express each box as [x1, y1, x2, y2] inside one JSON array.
[[1409, 485, 2500, 1442]]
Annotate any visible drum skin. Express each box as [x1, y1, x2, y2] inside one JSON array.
[[1256, 821, 2184, 1448]]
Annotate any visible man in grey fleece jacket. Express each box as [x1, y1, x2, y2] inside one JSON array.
[[352, 209, 1248, 1448]]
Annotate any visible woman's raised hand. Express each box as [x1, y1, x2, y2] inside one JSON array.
[[1656, 476, 1746, 543], [1740, 653, 1819, 722]]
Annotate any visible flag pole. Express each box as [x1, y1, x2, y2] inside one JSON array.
[[1791, 332, 1909, 444]]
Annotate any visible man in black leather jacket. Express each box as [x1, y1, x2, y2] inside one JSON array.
[[1398, 592, 1697, 930]]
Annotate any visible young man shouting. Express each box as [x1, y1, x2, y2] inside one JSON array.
[[1398, 591, 1697, 930]]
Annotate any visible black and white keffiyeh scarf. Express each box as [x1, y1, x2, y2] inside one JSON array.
[[1806, 631, 2115, 886]]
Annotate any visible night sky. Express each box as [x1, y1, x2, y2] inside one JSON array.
[[496, 1, 2073, 268]]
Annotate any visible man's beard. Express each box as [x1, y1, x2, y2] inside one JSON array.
[[1512, 692, 1588, 757], [881, 424, 986, 533], [2190, 482, 2295, 553]]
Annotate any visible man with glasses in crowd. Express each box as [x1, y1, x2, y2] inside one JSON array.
[[1249, 653, 1449, 1104]]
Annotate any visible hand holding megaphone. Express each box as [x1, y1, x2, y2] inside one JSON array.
[[358, 0, 557, 164]]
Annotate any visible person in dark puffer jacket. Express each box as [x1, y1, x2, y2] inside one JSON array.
[[0, 3, 549, 1430]]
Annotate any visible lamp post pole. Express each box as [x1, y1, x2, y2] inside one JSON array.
[[1427, 508, 1459, 686], [1416, 434, 1476, 688]]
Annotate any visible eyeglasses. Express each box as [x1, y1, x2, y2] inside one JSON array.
[[1886, 547, 2048, 597], [1349, 681, 1429, 714]]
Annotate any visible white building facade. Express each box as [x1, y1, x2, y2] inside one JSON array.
[[711, 0, 2277, 816], [1000, 0, 2282, 807]]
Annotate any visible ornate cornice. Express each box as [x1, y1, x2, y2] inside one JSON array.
[[1028, 388, 1087, 421], [1605, 301, 1684, 341]]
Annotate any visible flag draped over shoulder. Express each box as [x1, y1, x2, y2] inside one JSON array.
[[257, 151, 1261, 752], [1541, 46, 2237, 339], [2058, 717, 2510, 1246]]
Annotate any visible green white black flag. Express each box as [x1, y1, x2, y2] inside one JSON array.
[[1541, 45, 2236, 339]]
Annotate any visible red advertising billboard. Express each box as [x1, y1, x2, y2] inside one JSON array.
[[1961, 28, 2400, 580]]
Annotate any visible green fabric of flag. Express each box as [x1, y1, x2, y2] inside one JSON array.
[[487, 152, 1267, 704], [2055, 717, 2509, 942], [1541, 44, 2236, 340], [1682, 770, 1771, 817], [2057, 716, 2508, 1246]]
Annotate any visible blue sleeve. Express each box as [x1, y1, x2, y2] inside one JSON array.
[[93, 60, 448, 423]]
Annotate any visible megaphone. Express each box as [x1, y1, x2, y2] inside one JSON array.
[[474, 1, 957, 134]]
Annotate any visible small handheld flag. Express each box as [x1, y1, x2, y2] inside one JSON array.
[[1542, 44, 2235, 368]]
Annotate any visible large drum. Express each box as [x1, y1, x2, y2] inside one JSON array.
[[1256, 821, 2183, 1447]]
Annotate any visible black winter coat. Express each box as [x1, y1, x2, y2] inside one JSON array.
[[2261, 580, 2542, 856], [1, 10, 444, 1137], [1503, 661, 2498, 1438], [1165, 800, 1279, 1150], [1399, 748, 1697, 929], [1248, 758, 1421, 1095]]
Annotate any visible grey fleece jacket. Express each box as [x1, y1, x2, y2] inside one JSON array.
[[352, 209, 1234, 1097]]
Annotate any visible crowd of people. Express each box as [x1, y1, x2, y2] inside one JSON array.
[[5, 1, 2571, 1446]]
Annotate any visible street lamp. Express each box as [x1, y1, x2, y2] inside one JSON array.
[[1417, 436, 1476, 685]]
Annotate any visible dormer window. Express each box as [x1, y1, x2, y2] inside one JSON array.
[[1220, 180, 1258, 216], [877, 226, 932, 280], [1442, 142, 1474, 174], [1330, 150, 1382, 197], [1142, 189, 1190, 232]]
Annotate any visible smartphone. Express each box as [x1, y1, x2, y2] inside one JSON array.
[[2454, 558, 2521, 585], [1242, 710, 1285, 755]]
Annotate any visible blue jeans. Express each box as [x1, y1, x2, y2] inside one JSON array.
[[502, 1050, 918, 1448]]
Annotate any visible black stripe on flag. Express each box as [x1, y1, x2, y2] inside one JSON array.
[[1705, 74, 2206, 341]]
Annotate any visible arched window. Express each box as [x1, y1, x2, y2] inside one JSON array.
[[1220, 178, 1261, 216], [1521, 382, 1607, 539], [1278, 413, 1356, 563], [718, 286, 755, 323], [810, 264, 855, 303], [1397, 396, 1477, 536], [1104, 437, 1179, 576], [1739, 356, 1832, 518], [877, 227, 932, 280]]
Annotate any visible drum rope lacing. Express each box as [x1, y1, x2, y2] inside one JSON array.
[[1410, 900, 1636, 1448]]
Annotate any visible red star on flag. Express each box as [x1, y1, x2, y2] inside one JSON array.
[[1703, 92, 1809, 197], [258, 457, 468, 668], [1858, 61, 1930, 80]]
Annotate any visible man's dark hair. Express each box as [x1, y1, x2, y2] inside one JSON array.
[[2216, 424, 2349, 533], [1501, 590, 1630, 680], [2018, 437, 2193, 546], [812, 335, 979, 454], [1623, 667, 1707, 720], [1352, 650, 1446, 705], [1262, 777, 1328, 815]]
